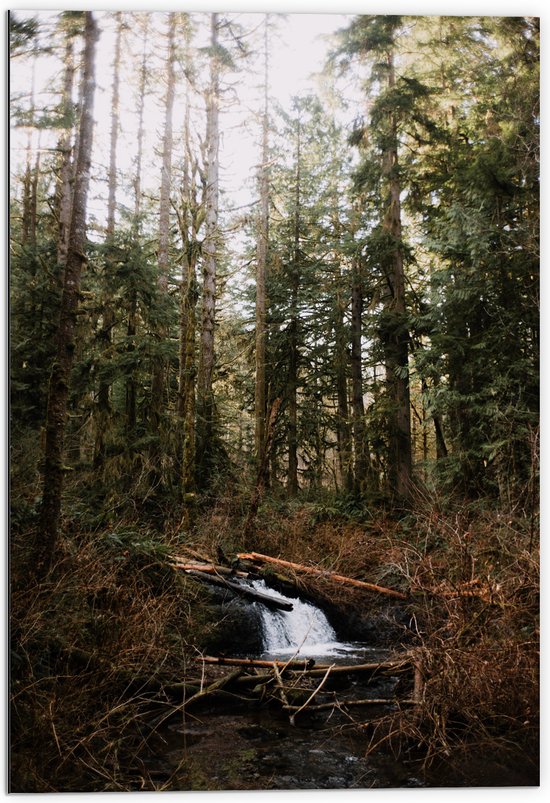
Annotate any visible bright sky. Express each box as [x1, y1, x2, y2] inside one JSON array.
[[9, 9, 353, 231]]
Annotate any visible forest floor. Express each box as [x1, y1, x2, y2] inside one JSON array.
[[10, 489, 540, 791]]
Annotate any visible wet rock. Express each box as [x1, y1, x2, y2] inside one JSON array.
[[200, 588, 264, 654]]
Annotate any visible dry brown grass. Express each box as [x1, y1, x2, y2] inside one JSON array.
[[10, 484, 539, 789], [9, 522, 216, 792]]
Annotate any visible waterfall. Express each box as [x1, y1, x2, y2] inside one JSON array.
[[248, 579, 354, 658]]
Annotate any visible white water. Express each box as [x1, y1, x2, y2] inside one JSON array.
[[249, 579, 357, 659]]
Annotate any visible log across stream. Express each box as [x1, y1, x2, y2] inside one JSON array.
[[139, 553, 532, 789], [145, 574, 422, 790]]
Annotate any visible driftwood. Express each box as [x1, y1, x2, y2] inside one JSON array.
[[286, 663, 335, 724], [183, 569, 293, 612], [196, 655, 315, 671], [171, 561, 249, 579], [150, 652, 421, 725], [181, 668, 244, 708], [237, 551, 407, 600], [282, 698, 417, 713], [196, 655, 407, 676]]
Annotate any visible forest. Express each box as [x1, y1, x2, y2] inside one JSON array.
[[9, 8, 539, 793]]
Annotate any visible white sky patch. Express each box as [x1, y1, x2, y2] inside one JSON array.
[[9, 10, 354, 234]]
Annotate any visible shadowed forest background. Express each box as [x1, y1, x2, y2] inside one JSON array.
[[9, 9, 539, 792]]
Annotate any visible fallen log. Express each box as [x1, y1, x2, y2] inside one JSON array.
[[195, 655, 407, 675], [282, 698, 417, 713], [237, 551, 407, 600], [171, 561, 249, 579], [185, 570, 293, 611], [303, 660, 407, 677], [182, 668, 244, 708], [196, 655, 316, 671]]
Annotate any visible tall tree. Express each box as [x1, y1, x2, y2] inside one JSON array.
[[177, 16, 202, 520], [149, 12, 176, 488], [254, 14, 270, 479], [377, 18, 412, 500], [55, 21, 76, 271], [339, 15, 414, 502], [125, 21, 149, 434], [196, 12, 221, 488], [38, 11, 98, 575], [287, 107, 302, 495], [94, 11, 123, 471]]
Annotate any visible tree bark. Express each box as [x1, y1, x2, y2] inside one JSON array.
[[150, 12, 176, 486], [177, 31, 199, 520], [94, 11, 122, 472], [287, 115, 301, 496], [334, 271, 353, 493], [37, 12, 98, 577], [350, 257, 370, 494], [125, 23, 148, 433], [197, 12, 220, 487], [237, 551, 407, 599], [254, 14, 270, 477], [56, 33, 75, 271], [380, 50, 412, 502]]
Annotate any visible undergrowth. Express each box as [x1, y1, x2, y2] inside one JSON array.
[[9, 472, 539, 790]]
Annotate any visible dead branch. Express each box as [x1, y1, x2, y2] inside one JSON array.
[[237, 551, 407, 600], [183, 570, 293, 611]]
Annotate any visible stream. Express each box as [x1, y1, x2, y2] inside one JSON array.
[[146, 579, 530, 789], [146, 578, 427, 790]]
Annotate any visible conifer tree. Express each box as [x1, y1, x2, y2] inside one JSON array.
[[38, 11, 99, 575]]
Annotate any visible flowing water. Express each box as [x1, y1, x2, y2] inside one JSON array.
[[248, 578, 383, 663], [151, 578, 421, 790], [149, 578, 534, 789], [250, 578, 349, 656]]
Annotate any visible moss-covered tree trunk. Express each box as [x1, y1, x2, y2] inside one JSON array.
[[380, 49, 412, 502], [37, 11, 98, 577]]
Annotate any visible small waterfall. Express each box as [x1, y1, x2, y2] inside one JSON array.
[[248, 578, 354, 658]]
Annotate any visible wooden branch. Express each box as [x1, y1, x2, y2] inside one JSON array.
[[287, 663, 334, 725], [182, 668, 244, 708], [413, 660, 424, 705], [196, 655, 407, 676], [185, 570, 293, 611], [283, 698, 417, 713], [237, 551, 407, 600], [171, 561, 249, 579], [272, 662, 291, 711], [196, 655, 315, 671], [304, 660, 406, 677]]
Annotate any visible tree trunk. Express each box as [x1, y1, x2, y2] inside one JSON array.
[[350, 258, 372, 495], [21, 60, 37, 251], [125, 24, 148, 434], [94, 11, 122, 472], [287, 117, 301, 496], [237, 551, 407, 599], [334, 280, 353, 493], [56, 34, 75, 271], [38, 12, 98, 577], [150, 12, 176, 486], [178, 41, 199, 521], [381, 50, 412, 502], [197, 12, 220, 488], [254, 14, 270, 480]]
